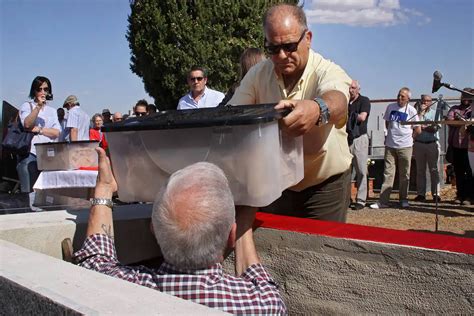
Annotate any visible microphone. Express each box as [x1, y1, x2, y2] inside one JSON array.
[[432, 71, 442, 93]]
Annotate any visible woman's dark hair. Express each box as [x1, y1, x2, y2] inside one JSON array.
[[29, 76, 53, 100]]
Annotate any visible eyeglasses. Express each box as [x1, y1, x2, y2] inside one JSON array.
[[189, 77, 204, 82], [36, 87, 50, 93], [422, 99, 432, 103], [135, 112, 146, 117], [264, 30, 307, 55]]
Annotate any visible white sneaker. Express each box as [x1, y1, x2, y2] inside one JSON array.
[[400, 200, 410, 208], [370, 202, 389, 209]]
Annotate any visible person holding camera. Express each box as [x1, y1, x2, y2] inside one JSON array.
[[17, 76, 60, 193]]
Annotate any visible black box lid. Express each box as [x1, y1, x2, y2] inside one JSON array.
[[102, 104, 288, 132]]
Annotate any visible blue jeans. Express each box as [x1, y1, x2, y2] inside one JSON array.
[[16, 153, 39, 193]]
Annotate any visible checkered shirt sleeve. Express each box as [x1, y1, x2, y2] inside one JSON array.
[[73, 234, 287, 315]]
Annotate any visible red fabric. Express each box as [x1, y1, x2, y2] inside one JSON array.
[[254, 212, 474, 255], [78, 166, 98, 171], [89, 128, 108, 150]]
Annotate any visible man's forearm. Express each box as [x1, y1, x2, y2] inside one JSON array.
[[86, 205, 114, 238], [70, 128, 78, 141], [234, 206, 260, 275], [321, 90, 349, 124]]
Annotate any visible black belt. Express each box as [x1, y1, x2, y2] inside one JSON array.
[[415, 140, 436, 144]]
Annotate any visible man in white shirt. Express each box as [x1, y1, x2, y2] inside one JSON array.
[[371, 87, 421, 209], [64, 95, 90, 141], [177, 66, 224, 110]]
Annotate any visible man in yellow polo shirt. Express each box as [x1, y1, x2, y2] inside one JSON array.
[[228, 3, 352, 222]]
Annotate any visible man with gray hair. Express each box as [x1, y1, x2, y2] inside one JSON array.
[[63, 95, 89, 141], [347, 80, 371, 210], [74, 148, 287, 315], [370, 87, 421, 209]]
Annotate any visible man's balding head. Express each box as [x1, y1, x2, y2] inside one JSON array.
[[263, 4, 312, 80], [263, 4, 307, 33], [349, 80, 361, 101]]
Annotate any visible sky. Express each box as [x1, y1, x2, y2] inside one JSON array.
[[1, 0, 473, 117]]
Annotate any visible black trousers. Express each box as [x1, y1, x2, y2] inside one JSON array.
[[260, 168, 351, 223], [452, 147, 473, 200]]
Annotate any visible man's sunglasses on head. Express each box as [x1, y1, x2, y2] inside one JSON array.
[[264, 29, 307, 55]]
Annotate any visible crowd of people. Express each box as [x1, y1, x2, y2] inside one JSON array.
[[9, 3, 473, 314]]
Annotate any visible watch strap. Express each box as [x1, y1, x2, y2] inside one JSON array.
[[314, 97, 330, 126], [90, 197, 114, 209]]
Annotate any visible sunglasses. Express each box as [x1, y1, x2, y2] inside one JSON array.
[[264, 30, 307, 55], [135, 112, 146, 117], [36, 87, 50, 93], [189, 77, 204, 82]]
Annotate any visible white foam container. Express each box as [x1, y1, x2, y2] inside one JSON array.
[[106, 122, 303, 207]]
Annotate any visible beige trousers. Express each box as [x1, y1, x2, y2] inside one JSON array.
[[379, 146, 413, 204]]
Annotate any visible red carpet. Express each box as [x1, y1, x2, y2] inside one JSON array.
[[255, 212, 474, 255]]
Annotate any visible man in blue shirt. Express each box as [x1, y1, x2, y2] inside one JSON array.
[[177, 66, 224, 110], [413, 94, 442, 202]]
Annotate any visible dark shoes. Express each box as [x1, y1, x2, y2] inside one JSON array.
[[432, 195, 442, 203], [353, 203, 365, 210], [454, 198, 471, 206], [414, 195, 426, 202]]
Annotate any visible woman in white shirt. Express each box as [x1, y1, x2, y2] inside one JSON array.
[[17, 76, 60, 193]]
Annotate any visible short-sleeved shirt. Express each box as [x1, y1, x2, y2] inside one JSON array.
[[228, 49, 352, 190], [19, 101, 61, 156], [383, 102, 419, 149], [348, 95, 371, 136], [177, 87, 225, 110], [73, 234, 287, 315], [414, 108, 439, 143], [66, 105, 90, 141]]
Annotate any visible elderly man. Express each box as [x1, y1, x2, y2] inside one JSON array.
[[63, 95, 89, 141], [413, 94, 442, 202], [73, 149, 286, 315], [177, 66, 224, 110], [347, 80, 371, 210], [228, 4, 352, 222], [370, 87, 421, 209], [112, 112, 123, 122]]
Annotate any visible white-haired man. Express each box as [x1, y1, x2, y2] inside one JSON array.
[[371, 87, 421, 209], [74, 148, 287, 315], [63, 95, 89, 141]]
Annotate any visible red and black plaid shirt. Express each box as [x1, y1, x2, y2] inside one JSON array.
[[74, 234, 287, 315]]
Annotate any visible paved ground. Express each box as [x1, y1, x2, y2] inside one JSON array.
[[347, 186, 474, 239]]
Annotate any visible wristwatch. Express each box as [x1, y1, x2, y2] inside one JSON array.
[[314, 97, 330, 126], [90, 198, 114, 209]]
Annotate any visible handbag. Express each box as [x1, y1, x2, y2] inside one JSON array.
[[2, 104, 35, 156]]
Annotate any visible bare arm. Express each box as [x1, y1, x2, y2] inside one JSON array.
[[357, 112, 368, 122], [23, 103, 43, 129], [274, 90, 349, 137], [86, 147, 118, 238], [413, 126, 422, 137], [234, 206, 260, 275], [70, 128, 78, 141]]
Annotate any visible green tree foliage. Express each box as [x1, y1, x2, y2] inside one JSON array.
[[127, 0, 297, 110]]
